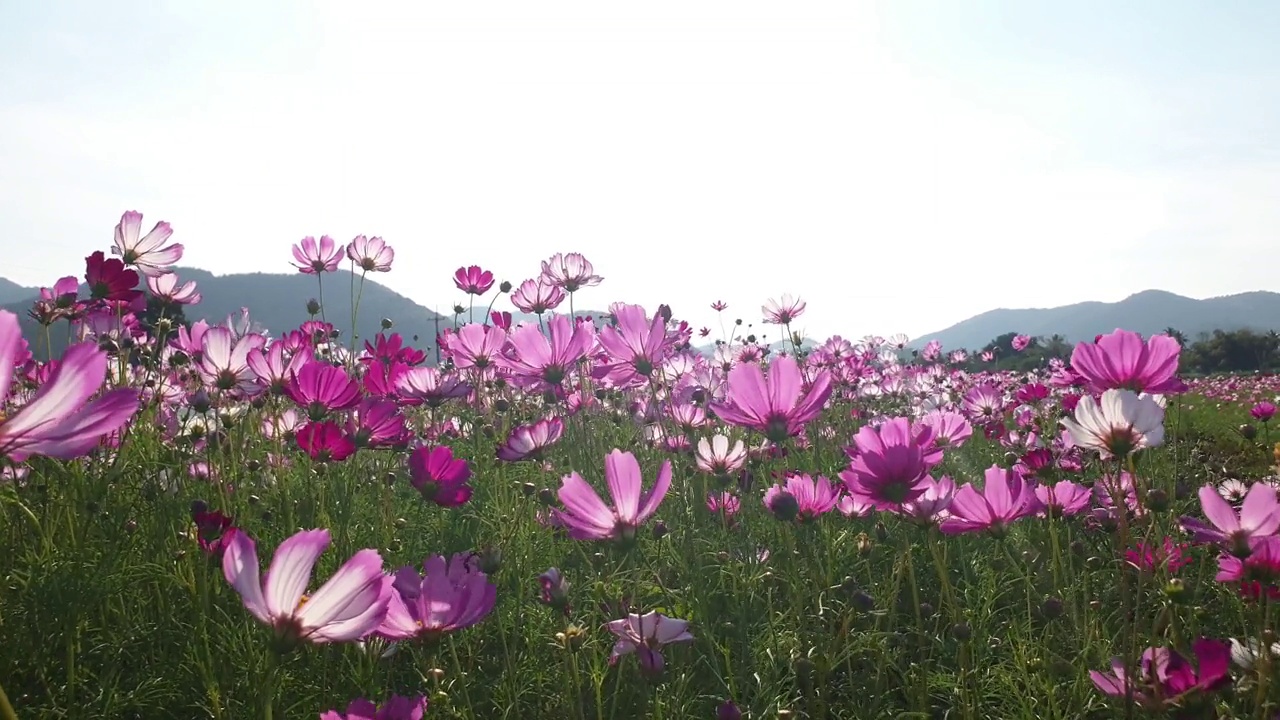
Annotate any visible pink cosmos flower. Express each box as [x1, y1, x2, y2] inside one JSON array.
[[198, 327, 266, 396], [538, 567, 571, 611], [510, 279, 566, 314], [917, 410, 972, 448], [1034, 480, 1092, 517], [192, 508, 237, 559], [346, 235, 394, 272], [898, 475, 956, 524], [445, 323, 506, 370], [111, 210, 183, 277], [1215, 536, 1280, 600], [377, 553, 496, 641], [540, 252, 603, 292], [453, 266, 495, 295], [0, 311, 140, 462], [393, 366, 471, 408], [706, 492, 741, 519], [496, 417, 564, 462], [695, 434, 747, 476], [1089, 639, 1231, 710], [763, 473, 840, 521], [708, 355, 833, 443], [408, 445, 473, 507], [221, 528, 392, 646], [248, 343, 313, 395], [1011, 334, 1031, 351], [762, 294, 806, 325], [1180, 482, 1280, 556], [346, 399, 408, 448], [146, 272, 202, 305], [1070, 329, 1187, 395], [939, 465, 1042, 536], [292, 236, 345, 274], [1126, 537, 1190, 574], [552, 449, 671, 542], [606, 611, 693, 677], [286, 362, 362, 419], [838, 418, 935, 509], [319, 695, 427, 720], [595, 303, 674, 384], [499, 314, 594, 390]]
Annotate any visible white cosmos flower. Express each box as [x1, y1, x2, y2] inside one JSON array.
[[1060, 389, 1165, 458]]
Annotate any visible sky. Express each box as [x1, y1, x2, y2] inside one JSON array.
[[1, 0, 1277, 342]]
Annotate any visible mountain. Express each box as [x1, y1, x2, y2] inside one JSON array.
[[0, 278, 37, 305], [2, 266, 446, 356], [912, 290, 1280, 350]]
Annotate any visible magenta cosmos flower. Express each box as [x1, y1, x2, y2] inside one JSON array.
[[1180, 482, 1280, 557], [286, 362, 362, 419], [454, 265, 495, 295], [940, 466, 1042, 536], [377, 553, 496, 642], [606, 611, 693, 676], [1251, 401, 1277, 422], [1089, 639, 1231, 711], [838, 418, 936, 509], [84, 250, 142, 303], [552, 449, 671, 542], [320, 695, 427, 720], [499, 314, 594, 390], [1070, 329, 1187, 395], [408, 445, 473, 507], [1215, 535, 1280, 600], [296, 421, 357, 462], [709, 355, 833, 443], [111, 210, 183, 277], [595, 303, 675, 382], [763, 473, 840, 521], [222, 528, 392, 647], [292, 235, 345, 274], [510, 278, 566, 314], [0, 311, 140, 462], [346, 235, 394, 273]]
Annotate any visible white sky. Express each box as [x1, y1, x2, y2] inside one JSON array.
[[1, 1, 1277, 340]]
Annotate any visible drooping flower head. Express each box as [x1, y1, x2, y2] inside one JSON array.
[[763, 473, 840, 522]]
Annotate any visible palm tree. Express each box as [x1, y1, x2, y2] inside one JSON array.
[[1163, 327, 1187, 347]]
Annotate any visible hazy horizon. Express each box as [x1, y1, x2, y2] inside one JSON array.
[[2, 1, 1276, 340]]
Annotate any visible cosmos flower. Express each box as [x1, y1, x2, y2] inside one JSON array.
[[606, 611, 693, 677], [552, 449, 670, 542], [1060, 389, 1164, 458], [111, 210, 183, 277], [222, 528, 392, 647], [346, 235, 394, 272]]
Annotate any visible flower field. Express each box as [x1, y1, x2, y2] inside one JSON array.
[[2, 211, 1280, 719]]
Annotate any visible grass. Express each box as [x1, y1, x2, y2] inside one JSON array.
[[2, 372, 1279, 719]]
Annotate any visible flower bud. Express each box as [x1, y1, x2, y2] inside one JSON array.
[[306, 298, 321, 315]]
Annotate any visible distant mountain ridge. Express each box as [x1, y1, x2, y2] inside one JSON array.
[[912, 290, 1280, 350]]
